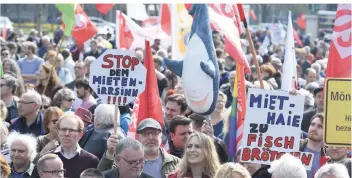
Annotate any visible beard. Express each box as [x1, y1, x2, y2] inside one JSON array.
[[308, 132, 322, 142], [144, 145, 159, 154]]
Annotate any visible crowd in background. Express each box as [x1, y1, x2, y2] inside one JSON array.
[[0, 23, 351, 178]]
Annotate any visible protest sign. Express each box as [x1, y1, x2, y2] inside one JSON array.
[[270, 23, 285, 45], [89, 49, 146, 106], [324, 78, 351, 146], [240, 88, 314, 170]]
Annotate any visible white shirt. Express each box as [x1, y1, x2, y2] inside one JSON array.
[[54, 144, 82, 159]]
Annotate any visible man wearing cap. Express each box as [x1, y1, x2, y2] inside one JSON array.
[[301, 86, 324, 133], [98, 118, 179, 178]]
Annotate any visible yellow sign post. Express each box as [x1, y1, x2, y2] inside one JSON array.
[[324, 78, 351, 146]]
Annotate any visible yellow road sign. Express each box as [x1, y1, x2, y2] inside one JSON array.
[[324, 78, 351, 146]]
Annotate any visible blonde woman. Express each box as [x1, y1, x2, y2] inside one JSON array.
[[215, 163, 251, 178], [168, 132, 220, 178]]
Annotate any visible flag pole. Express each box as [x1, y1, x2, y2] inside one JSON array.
[[114, 104, 119, 135], [42, 38, 65, 95], [242, 19, 264, 89]]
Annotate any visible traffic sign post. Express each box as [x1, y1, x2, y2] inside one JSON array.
[[324, 78, 351, 146]]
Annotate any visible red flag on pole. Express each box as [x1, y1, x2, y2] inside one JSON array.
[[237, 4, 246, 22], [136, 40, 165, 128], [250, 9, 257, 21], [326, 4, 352, 78], [72, 5, 98, 45], [96, 4, 114, 15], [160, 4, 171, 36], [297, 13, 306, 29]]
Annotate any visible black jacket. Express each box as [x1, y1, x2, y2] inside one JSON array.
[[103, 168, 154, 178]]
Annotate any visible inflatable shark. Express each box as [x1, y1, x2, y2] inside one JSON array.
[[164, 4, 219, 115]]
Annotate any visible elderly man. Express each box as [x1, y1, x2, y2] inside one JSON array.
[[7, 132, 37, 178], [314, 163, 350, 178], [65, 60, 87, 111], [79, 104, 126, 159], [98, 118, 179, 178], [55, 114, 99, 178], [1, 74, 19, 123], [36, 153, 65, 178], [101, 138, 153, 178], [38, 35, 51, 58], [220, 71, 236, 108], [269, 153, 307, 178], [11, 90, 45, 136]]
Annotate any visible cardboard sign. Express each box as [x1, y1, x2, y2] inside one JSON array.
[[241, 88, 313, 170], [89, 49, 146, 106], [324, 78, 351, 146]]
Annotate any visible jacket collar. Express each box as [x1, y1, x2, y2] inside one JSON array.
[[160, 147, 175, 165]]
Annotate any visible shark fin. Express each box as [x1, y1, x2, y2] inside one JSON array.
[[200, 60, 215, 79], [164, 58, 183, 77]]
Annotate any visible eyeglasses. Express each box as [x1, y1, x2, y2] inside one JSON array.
[[65, 98, 75, 102], [140, 130, 161, 137], [41, 169, 66, 176], [58, 127, 81, 133], [1, 53, 9, 56], [43, 105, 50, 109], [18, 101, 36, 104], [118, 157, 144, 167]]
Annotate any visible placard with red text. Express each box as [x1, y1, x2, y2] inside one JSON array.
[[89, 49, 146, 106], [240, 88, 314, 170]]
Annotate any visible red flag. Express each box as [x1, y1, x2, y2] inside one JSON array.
[[237, 4, 246, 22], [160, 4, 171, 36], [293, 28, 303, 47], [136, 40, 165, 128], [96, 4, 114, 15], [118, 11, 134, 49], [208, 4, 251, 73], [326, 4, 352, 78], [250, 9, 257, 21], [297, 13, 306, 29], [1, 24, 6, 39], [72, 5, 98, 45]]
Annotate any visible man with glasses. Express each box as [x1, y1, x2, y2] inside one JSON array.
[[11, 90, 45, 136], [1, 74, 19, 123], [98, 118, 179, 178], [100, 138, 153, 178], [54, 114, 99, 178], [36, 153, 65, 178]]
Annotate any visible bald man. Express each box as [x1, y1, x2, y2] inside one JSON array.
[[11, 90, 45, 136]]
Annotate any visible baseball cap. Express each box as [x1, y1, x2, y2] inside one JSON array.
[[75, 107, 93, 124], [270, 57, 282, 68], [137, 118, 162, 133]]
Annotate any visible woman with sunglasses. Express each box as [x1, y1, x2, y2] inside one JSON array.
[[37, 107, 64, 154], [53, 88, 76, 113], [36, 63, 62, 100], [168, 132, 220, 178]]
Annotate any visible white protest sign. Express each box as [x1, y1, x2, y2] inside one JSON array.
[[240, 88, 314, 170], [89, 49, 146, 106], [271, 23, 285, 45]]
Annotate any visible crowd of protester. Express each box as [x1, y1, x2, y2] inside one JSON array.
[[0, 24, 351, 178]]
